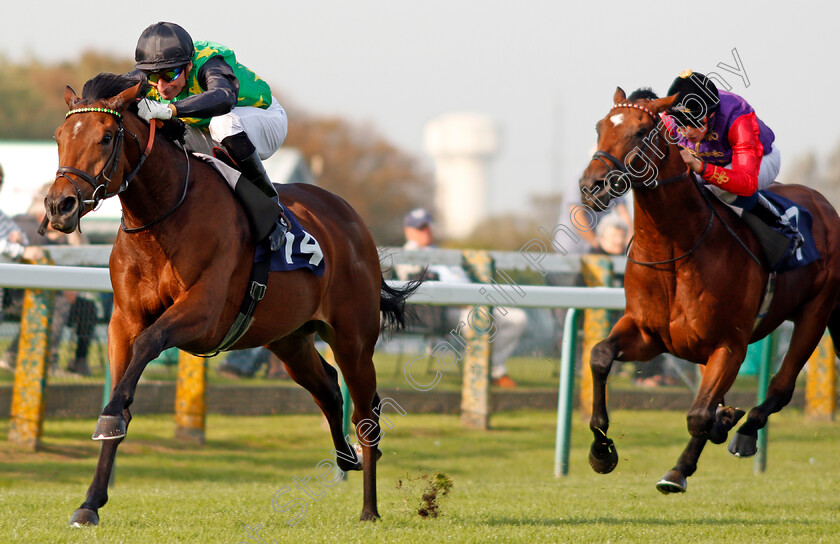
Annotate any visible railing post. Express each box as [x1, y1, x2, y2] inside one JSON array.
[[555, 307, 581, 477], [460, 250, 494, 430], [174, 351, 207, 444], [805, 332, 836, 422], [579, 255, 614, 420], [8, 258, 55, 450], [754, 333, 775, 474]]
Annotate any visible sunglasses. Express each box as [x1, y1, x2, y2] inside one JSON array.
[[146, 66, 185, 84]]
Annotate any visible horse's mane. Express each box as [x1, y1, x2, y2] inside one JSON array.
[[81, 72, 147, 102], [79, 72, 187, 143]]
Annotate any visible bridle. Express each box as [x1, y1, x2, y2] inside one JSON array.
[[51, 107, 189, 234], [589, 101, 711, 267], [590, 102, 691, 192]]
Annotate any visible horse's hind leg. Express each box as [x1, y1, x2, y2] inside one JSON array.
[[327, 317, 381, 521], [657, 344, 744, 494], [730, 306, 834, 457], [588, 316, 662, 475], [266, 335, 359, 470]]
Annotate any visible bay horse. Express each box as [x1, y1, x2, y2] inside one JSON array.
[[45, 74, 415, 525], [579, 87, 840, 493]]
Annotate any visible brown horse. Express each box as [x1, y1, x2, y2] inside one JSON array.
[[579, 87, 840, 493], [46, 74, 416, 525]]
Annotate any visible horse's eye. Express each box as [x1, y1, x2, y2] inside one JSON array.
[[636, 128, 648, 139], [101, 133, 113, 145]]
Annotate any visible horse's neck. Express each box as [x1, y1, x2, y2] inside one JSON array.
[[631, 155, 708, 256], [118, 135, 191, 235]]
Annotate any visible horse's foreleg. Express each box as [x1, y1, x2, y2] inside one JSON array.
[[589, 316, 661, 474], [102, 296, 221, 427], [70, 317, 136, 526], [657, 345, 742, 494], [731, 309, 832, 457]]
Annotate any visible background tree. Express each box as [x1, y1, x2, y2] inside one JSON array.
[[0, 52, 134, 139], [786, 141, 840, 210]]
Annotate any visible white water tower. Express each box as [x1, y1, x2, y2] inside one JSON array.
[[424, 112, 498, 239]]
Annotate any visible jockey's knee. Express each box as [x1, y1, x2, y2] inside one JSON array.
[[209, 113, 244, 143]]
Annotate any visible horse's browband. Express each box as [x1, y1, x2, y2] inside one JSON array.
[[66, 107, 122, 119], [611, 102, 658, 120]]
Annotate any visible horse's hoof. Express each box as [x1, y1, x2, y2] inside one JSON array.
[[92, 415, 126, 441], [710, 407, 747, 444], [588, 438, 618, 474], [728, 431, 758, 458], [656, 470, 687, 494], [337, 450, 362, 472], [359, 509, 380, 521], [69, 508, 99, 527]]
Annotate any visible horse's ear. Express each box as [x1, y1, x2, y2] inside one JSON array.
[[613, 87, 627, 104], [648, 94, 679, 115], [64, 86, 82, 109], [104, 82, 143, 113]]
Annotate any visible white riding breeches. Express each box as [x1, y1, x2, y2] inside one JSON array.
[[182, 97, 288, 160]]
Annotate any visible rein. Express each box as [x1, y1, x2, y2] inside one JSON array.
[[53, 108, 189, 234]]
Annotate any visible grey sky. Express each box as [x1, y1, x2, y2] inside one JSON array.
[[3, 1, 839, 215]]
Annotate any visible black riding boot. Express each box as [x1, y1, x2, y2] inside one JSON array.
[[748, 192, 804, 251], [221, 133, 287, 252]]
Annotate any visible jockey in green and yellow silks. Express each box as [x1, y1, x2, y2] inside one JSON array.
[[134, 21, 288, 252], [145, 41, 273, 128]]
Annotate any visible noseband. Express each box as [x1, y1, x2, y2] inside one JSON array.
[[52, 107, 156, 232]]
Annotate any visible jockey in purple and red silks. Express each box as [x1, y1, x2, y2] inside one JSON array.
[[662, 70, 803, 249]]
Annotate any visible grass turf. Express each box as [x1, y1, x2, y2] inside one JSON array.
[[0, 408, 837, 543]]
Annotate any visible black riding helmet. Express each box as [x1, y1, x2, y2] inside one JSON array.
[[667, 70, 720, 128], [135, 22, 194, 72]]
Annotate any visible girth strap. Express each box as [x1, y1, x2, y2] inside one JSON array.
[[187, 257, 272, 358]]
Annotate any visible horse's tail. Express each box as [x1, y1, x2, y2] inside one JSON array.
[[380, 276, 423, 332]]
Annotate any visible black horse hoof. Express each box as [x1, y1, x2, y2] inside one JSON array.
[[728, 431, 758, 458], [69, 508, 99, 527], [92, 415, 126, 441], [656, 470, 687, 494], [588, 438, 618, 474]]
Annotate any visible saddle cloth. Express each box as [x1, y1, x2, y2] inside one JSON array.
[[759, 190, 820, 273], [193, 152, 326, 277]]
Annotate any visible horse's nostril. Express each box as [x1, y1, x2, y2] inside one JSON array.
[[58, 196, 77, 215]]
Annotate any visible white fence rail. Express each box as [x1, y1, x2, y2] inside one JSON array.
[[0, 244, 628, 309], [0, 263, 626, 309]]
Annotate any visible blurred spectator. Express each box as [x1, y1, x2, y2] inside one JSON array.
[[590, 214, 629, 256], [1, 182, 97, 376], [216, 347, 289, 379], [0, 165, 47, 372], [397, 208, 526, 388]]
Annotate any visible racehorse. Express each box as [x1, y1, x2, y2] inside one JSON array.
[[45, 73, 416, 525], [579, 87, 840, 493]]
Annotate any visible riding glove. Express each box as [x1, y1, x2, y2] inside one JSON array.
[[137, 99, 174, 121]]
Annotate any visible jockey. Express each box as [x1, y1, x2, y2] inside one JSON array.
[[663, 70, 803, 250], [133, 21, 288, 252]]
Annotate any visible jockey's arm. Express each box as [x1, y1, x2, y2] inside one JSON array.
[[699, 113, 764, 196], [170, 56, 240, 120]]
